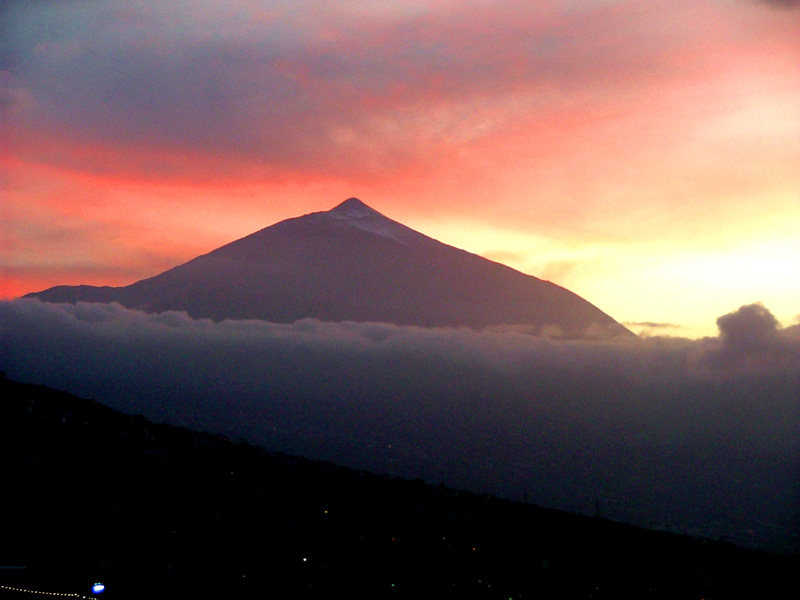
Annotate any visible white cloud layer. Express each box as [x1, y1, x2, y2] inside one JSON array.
[[2, 299, 799, 552]]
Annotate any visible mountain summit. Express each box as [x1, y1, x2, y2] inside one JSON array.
[[27, 198, 631, 338], [330, 196, 379, 215]]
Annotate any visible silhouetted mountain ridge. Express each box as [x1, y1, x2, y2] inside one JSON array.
[[26, 199, 632, 338], [1, 376, 795, 599]]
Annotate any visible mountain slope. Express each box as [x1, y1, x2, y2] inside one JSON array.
[[27, 198, 631, 338], [2, 376, 795, 599]]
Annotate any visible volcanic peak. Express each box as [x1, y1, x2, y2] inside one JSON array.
[[329, 197, 377, 216], [324, 198, 421, 246], [25, 197, 632, 337]]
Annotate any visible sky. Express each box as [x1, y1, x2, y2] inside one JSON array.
[[2, 0, 799, 337]]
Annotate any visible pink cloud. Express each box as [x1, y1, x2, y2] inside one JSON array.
[[8, 0, 795, 184]]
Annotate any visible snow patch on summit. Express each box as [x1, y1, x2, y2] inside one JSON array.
[[328, 198, 422, 246]]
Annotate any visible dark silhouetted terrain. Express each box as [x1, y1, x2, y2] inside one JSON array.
[[26, 199, 631, 339], [1, 376, 795, 599]]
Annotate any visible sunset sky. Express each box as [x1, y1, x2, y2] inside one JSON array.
[[2, 0, 799, 337]]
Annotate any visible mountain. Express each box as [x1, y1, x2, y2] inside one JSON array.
[[26, 198, 631, 338], [3, 376, 794, 599]]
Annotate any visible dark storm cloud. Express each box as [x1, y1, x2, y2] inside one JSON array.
[[694, 303, 798, 376], [2, 299, 799, 551], [718, 302, 782, 351]]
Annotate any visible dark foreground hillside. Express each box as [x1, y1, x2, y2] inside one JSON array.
[[1, 376, 795, 599]]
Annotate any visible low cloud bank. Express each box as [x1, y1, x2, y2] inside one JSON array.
[[2, 300, 799, 551]]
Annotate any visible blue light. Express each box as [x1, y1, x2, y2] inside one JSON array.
[[92, 583, 105, 594]]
